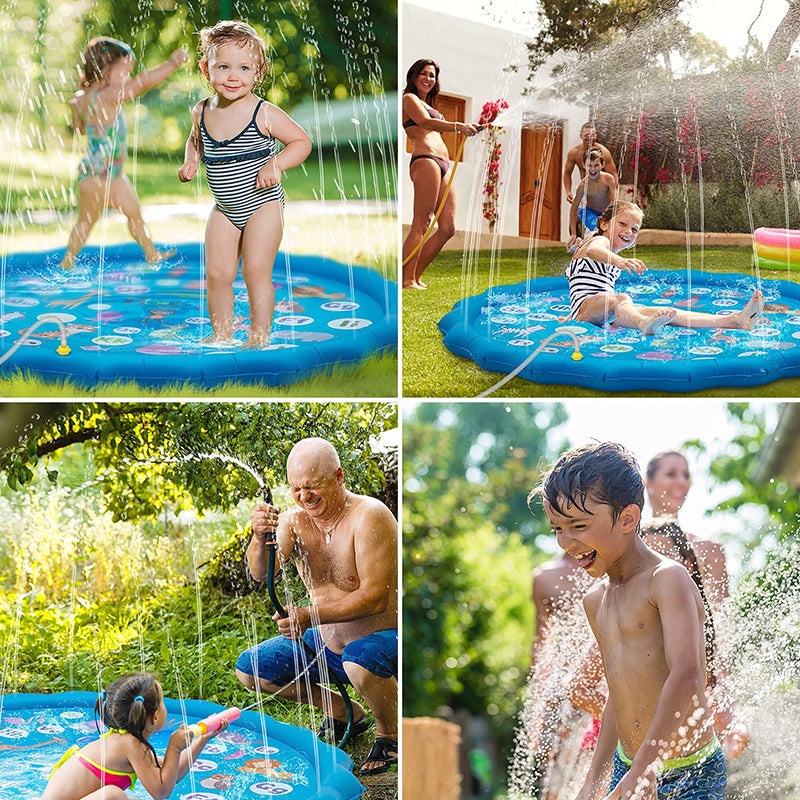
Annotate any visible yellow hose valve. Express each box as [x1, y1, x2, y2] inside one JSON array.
[[571, 351, 583, 361], [57, 344, 71, 356]]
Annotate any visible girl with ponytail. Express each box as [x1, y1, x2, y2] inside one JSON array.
[[43, 672, 226, 799]]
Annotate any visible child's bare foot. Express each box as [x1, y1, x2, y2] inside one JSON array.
[[146, 248, 177, 265], [639, 308, 676, 336], [242, 334, 271, 350], [200, 333, 238, 348], [729, 291, 764, 330]]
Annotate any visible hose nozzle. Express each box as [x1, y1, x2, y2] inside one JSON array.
[[261, 485, 277, 548]]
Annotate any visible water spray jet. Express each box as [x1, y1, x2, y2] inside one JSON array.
[[260, 484, 356, 750], [0, 314, 71, 368]]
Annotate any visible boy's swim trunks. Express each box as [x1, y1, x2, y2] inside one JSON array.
[[608, 737, 726, 799]]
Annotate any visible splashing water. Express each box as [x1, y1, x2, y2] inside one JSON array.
[[508, 541, 800, 799]]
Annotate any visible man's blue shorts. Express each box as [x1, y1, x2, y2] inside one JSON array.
[[609, 739, 726, 799], [235, 628, 398, 686], [578, 205, 602, 232]]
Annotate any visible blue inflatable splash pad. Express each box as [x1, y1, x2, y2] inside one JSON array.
[[0, 243, 396, 387], [438, 270, 800, 392], [0, 692, 363, 800]]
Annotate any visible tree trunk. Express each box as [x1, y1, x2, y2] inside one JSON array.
[[765, 0, 800, 61]]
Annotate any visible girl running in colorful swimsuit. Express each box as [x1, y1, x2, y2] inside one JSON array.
[[567, 201, 764, 334], [402, 59, 478, 289], [60, 38, 188, 270], [42, 672, 226, 800], [178, 20, 312, 349]]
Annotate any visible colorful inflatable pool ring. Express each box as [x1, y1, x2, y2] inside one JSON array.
[[0, 243, 396, 388], [438, 269, 800, 393], [0, 691, 363, 800], [753, 227, 800, 270]]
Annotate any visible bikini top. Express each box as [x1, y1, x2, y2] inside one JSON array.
[[48, 729, 138, 790], [403, 106, 445, 128]]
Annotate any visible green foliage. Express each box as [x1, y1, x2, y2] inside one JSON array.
[[643, 181, 800, 233], [685, 404, 800, 554], [0, 402, 396, 522], [407, 403, 567, 539], [403, 404, 563, 746]]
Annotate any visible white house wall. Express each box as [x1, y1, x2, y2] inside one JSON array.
[[402, 3, 588, 241]]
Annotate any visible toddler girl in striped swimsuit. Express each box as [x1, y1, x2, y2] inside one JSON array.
[[179, 21, 311, 349], [566, 201, 764, 335]]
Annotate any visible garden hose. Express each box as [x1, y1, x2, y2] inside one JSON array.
[[0, 315, 71, 368], [477, 330, 583, 398], [402, 133, 469, 268], [261, 485, 355, 749]]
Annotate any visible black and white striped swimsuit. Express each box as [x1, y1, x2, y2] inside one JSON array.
[[565, 256, 621, 318], [200, 98, 284, 230]]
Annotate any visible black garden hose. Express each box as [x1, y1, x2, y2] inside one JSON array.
[[261, 485, 355, 749]]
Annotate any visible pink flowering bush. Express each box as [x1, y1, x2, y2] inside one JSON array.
[[479, 99, 509, 231]]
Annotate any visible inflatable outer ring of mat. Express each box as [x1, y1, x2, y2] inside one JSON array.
[[753, 227, 800, 270], [0, 691, 364, 800], [0, 243, 397, 388], [438, 269, 800, 393]]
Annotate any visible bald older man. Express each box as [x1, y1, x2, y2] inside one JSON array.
[[235, 437, 398, 776]]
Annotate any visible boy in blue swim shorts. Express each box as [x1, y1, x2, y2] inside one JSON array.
[[235, 437, 398, 777], [533, 442, 726, 800], [568, 149, 617, 251]]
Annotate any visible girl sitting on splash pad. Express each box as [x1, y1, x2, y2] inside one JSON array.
[[567, 201, 764, 334], [42, 672, 225, 800]]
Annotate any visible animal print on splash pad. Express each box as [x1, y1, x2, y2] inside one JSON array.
[[0, 692, 363, 800], [0, 243, 396, 387], [438, 269, 800, 392]]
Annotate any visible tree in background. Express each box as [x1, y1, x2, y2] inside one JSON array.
[[0, 402, 396, 521], [2, 0, 397, 150], [403, 403, 566, 755]]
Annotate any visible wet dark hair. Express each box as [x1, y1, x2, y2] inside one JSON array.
[[640, 519, 717, 687], [645, 450, 688, 481], [585, 148, 604, 165], [580, 122, 596, 132], [530, 442, 644, 523], [96, 672, 162, 766], [404, 59, 439, 106], [79, 37, 135, 89]]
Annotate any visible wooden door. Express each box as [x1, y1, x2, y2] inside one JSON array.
[[519, 122, 563, 240]]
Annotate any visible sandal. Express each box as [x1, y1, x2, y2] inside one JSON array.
[[359, 736, 398, 776], [317, 714, 370, 742]]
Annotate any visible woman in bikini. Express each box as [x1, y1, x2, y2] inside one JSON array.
[[643, 450, 750, 759], [402, 59, 477, 289]]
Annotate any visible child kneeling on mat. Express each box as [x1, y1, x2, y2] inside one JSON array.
[[43, 672, 226, 800]]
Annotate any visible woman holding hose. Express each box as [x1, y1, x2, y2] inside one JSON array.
[[402, 59, 477, 288]]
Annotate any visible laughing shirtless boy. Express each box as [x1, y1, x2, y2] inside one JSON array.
[[533, 442, 726, 800]]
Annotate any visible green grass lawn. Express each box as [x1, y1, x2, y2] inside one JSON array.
[[402, 245, 800, 398], [1, 147, 394, 214]]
